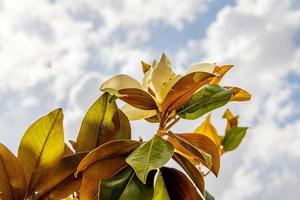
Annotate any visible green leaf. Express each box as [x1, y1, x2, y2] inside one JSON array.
[[18, 108, 64, 194], [99, 167, 134, 200], [178, 84, 232, 120], [161, 167, 203, 200], [126, 135, 174, 184], [222, 127, 248, 152], [153, 171, 170, 200], [0, 144, 27, 200], [76, 93, 124, 152], [205, 190, 215, 200]]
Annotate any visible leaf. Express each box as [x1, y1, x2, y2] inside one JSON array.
[[126, 135, 174, 184], [173, 153, 205, 195], [0, 144, 27, 200], [161, 72, 215, 115], [47, 176, 81, 200], [153, 171, 170, 200], [77, 140, 141, 173], [99, 167, 134, 200], [80, 157, 127, 200], [176, 134, 220, 176], [161, 167, 203, 200], [224, 86, 251, 101], [223, 109, 239, 131], [222, 127, 248, 152], [100, 74, 145, 97], [195, 114, 221, 148], [114, 109, 131, 140], [210, 65, 233, 84], [35, 152, 87, 199], [18, 108, 64, 194], [121, 104, 157, 121], [178, 84, 232, 120], [75, 93, 120, 152], [205, 190, 215, 200], [63, 143, 74, 156], [119, 88, 157, 110], [141, 61, 151, 74], [99, 167, 154, 200]]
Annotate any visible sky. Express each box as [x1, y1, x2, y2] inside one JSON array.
[[0, 0, 300, 199]]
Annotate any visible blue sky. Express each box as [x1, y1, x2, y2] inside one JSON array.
[[0, 0, 300, 199]]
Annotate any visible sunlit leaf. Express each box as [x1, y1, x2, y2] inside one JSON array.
[[210, 65, 233, 84], [195, 114, 221, 148], [35, 152, 87, 199], [126, 135, 174, 184], [224, 86, 251, 101], [76, 93, 119, 152], [100, 74, 144, 97], [153, 171, 170, 200], [178, 84, 232, 120], [114, 109, 131, 140], [223, 109, 239, 131], [173, 153, 205, 195], [77, 140, 141, 173], [161, 167, 203, 200], [176, 134, 220, 176], [121, 104, 157, 121], [119, 88, 157, 110], [161, 72, 215, 115], [0, 144, 27, 200], [18, 108, 64, 194], [222, 127, 248, 152]]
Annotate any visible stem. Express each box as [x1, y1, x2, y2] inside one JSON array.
[[166, 116, 180, 130]]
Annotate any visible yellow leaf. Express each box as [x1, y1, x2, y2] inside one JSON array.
[[18, 108, 65, 194], [210, 65, 233, 84], [195, 114, 221, 148], [223, 109, 239, 131], [120, 104, 157, 121], [225, 86, 251, 101], [186, 63, 216, 75], [0, 144, 27, 200], [100, 74, 145, 97], [141, 60, 151, 74]]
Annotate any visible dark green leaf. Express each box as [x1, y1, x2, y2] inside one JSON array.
[[126, 135, 174, 184], [178, 84, 232, 120], [222, 127, 248, 152]]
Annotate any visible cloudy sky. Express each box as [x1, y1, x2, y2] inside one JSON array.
[[0, 0, 300, 199]]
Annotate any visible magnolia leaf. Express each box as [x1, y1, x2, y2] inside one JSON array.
[[47, 176, 81, 200], [114, 109, 131, 140], [18, 108, 64, 194], [195, 114, 221, 148], [176, 134, 220, 176], [173, 153, 205, 195], [161, 70, 215, 116], [100, 74, 144, 97], [205, 190, 215, 200], [77, 140, 141, 174], [141, 61, 151, 74], [76, 93, 120, 152], [223, 109, 239, 131], [120, 104, 157, 121], [161, 167, 203, 200], [222, 127, 248, 152], [80, 157, 127, 200], [224, 86, 251, 101], [210, 65, 233, 84], [99, 166, 154, 200], [119, 88, 157, 110], [0, 144, 27, 200], [99, 167, 134, 200], [153, 171, 170, 200], [35, 152, 87, 199], [186, 63, 216, 74], [126, 135, 174, 184], [178, 84, 232, 120], [63, 144, 74, 156]]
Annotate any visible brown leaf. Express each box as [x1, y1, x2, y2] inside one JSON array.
[[176, 134, 220, 176], [119, 88, 157, 110], [161, 167, 203, 200], [141, 61, 151, 74], [47, 176, 81, 200]]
